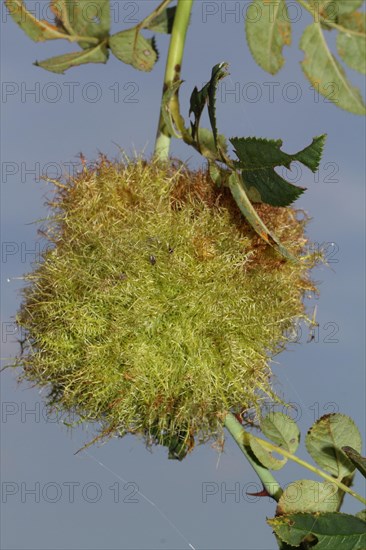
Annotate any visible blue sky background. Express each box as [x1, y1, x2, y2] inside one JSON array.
[[1, 1, 365, 549]]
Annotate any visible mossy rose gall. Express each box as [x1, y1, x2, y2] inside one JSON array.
[[17, 159, 317, 459]]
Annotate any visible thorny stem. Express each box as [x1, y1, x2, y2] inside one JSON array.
[[154, 0, 194, 160], [224, 413, 283, 502]]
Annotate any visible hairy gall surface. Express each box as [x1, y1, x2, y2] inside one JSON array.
[[16, 159, 317, 458]]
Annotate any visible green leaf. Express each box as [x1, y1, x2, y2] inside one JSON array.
[[261, 412, 300, 454], [5, 0, 69, 41], [51, 0, 110, 46], [300, 22, 366, 115], [50, 0, 75, 35], [337, 12, 366, 75], [150, 424, 193, 461], [309, 0, 364, 19], [189, 62, 229, 151], [240, 168, 304, 207], [231, 135, 325, 172], [228, 172, 296, 261], [275, 539, 298, 550], [207, 63, 229, 149], [248, 414, 300, 471], [230, 135, 326, 207], [109, 29, 158, 72], [342, 446, 366, 477], [194, 128, 228, 162], [161, 81, 192, 142], [334, 0, 364, 16], [161, 81, 185, 139], [356, 509, 366, 521], [268, 512, 366, 549], [166, 431, 192, 461], [208, 162, 225, 187], [277, 480, 342, 515], [145, 6, 176, 34], [305, 414, 363, 479], [34, 42, 109, 73], [245, 0, 291, 75], [189, 83, 210, 141], [248, 434, 287, 470]]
